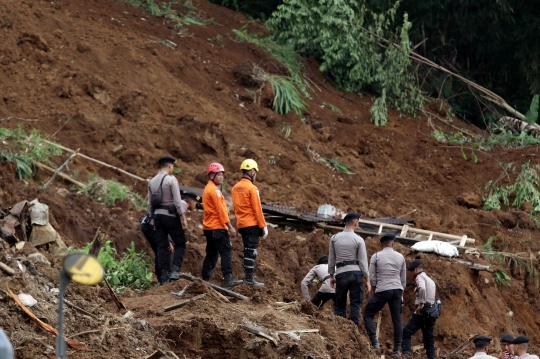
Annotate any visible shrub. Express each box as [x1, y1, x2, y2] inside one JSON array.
[[250, 66, 307, 116], [267, 0, 423, 125], [482, 161, 540, 214], [0, 126, 62, 179], [324, 157, 355, 175], [233, 29, 310, 98], [71, 241, 155, 292], [82, 175, 146, 209]]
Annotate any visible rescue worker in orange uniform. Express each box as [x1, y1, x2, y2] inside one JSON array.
[[231, 159, 268, 287], [201, 163, 243, 289]]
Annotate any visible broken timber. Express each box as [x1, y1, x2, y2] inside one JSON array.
[[239, 324, 279, 346], [318, 224, 473, 254], [177, 184, 474, 251], [164, 294, 206, 312], [179, 273, 248, 300], [456, 260, 494, 272]]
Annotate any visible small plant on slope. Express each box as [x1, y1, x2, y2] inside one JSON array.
[[0, 126, 62, 179], [482, 161, 540, 215], [70, 241, 154, 292], [82, 175, 146, 209]]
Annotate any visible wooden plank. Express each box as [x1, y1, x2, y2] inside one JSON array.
[[0, 262, 15, 275], [400, 225, 409, 237], [318, 223, 475, 244], [164, 294, 206, 312], [34, 161, 87, 188], [449, 334, 479, 356], [274, 329, 319, 334], [239, 324, 278, 346], [428, 233, 433, 241], [456, 260, 494, 272], [459, 235, 468, 247], [378, 224, 383, 234], [179, 273, 249, 300]]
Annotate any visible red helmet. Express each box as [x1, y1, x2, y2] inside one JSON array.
[[207, 162, 225, 175]]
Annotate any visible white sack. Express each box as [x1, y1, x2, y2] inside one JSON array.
[[411, 240, 459, 257]]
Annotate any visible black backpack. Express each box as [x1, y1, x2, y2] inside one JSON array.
[[149, 174, 167, 218]]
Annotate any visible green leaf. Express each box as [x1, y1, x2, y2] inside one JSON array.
[[524, 94, 539, 125]]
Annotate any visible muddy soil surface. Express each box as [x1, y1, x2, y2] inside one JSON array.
[[2, 0, 540, 357]]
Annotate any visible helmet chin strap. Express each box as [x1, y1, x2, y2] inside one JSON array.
[[243, 170, 255, 182]]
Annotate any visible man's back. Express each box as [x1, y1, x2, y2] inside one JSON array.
[[231, 178, 266, 229], [369, 248, 406, 292]]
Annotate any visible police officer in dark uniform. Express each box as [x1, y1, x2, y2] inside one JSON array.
[[148, 156, 188, 285], [328, 213, 371, 325], [499, 334, 515, 359]]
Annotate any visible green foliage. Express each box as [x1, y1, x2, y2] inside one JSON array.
[[264, 75, 307, 116], [70, 241, 155, 293], [208, 0, 281, 20], [267, 0, 423, 125], [280, 123, 292, 139], [323, 157, 355, 175], [233, 29, 310, 98], [493, 269, 512, 291], [430, 130, 472, 145], [0, 126, 62, 179], [82, 175, 146, 209], [324, 103, 342, 114], [125, 0, 208, 32], [482, 161, 540, 214], [430, 126, 540, 150], [524, 95, 539, 125], [207, 35, 225, 47]]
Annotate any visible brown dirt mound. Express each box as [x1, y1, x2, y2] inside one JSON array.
[[2, 0, 540, 357]]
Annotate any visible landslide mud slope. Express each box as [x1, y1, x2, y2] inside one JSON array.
[[1, 0, 540, 358]]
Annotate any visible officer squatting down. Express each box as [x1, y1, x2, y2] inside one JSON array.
[[143, 155, 538, 358], [305, 214, 538, 358]]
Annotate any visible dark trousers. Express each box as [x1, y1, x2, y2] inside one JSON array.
[[201, 230, 233, 280], [363, 289, 403, 345], [334, 271, 364, 325], [239, 226, 260, 275], [402, 312, 436, 359], [154, 215, 186, 275], [141, 223, 159, 276], [311, 291, 335, 308]]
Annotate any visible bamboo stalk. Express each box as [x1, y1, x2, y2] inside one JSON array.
[[42, 140, 147, 182], [42, 150, 79, 189], [34, 161, 86, 188]]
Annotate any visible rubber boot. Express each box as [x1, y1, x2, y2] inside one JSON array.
[[223, 273, 243, 289], [159, 270, 170, 286], [244, 273, 264, 287], [370, 336, 380, 349], [393, 344, 402, 356], [170, 265, 180, 281]]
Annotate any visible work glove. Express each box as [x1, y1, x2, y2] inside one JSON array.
[[261, 226, 268, 239]]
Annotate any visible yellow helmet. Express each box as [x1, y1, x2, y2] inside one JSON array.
[[240, 159, 259, 172]]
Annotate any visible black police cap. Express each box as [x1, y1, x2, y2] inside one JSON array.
[[158, 155, 176, 166], [318, 256, 329, 265], [500, 334, 515, 344], [513, 336, 530, 344], [407, 259, 423, 271], [343, 213, 361, 222], [473, 335, 492, 344], [380, 234, 395, 243]]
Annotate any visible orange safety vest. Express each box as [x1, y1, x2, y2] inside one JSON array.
[[231, 178, 266, 229], [202, 180, 230, 230]]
